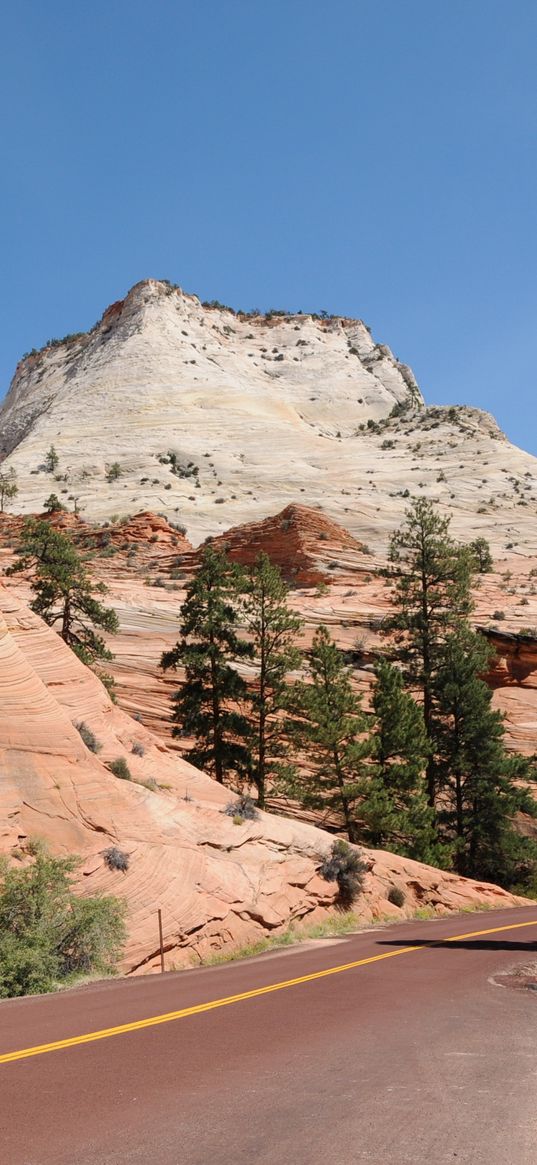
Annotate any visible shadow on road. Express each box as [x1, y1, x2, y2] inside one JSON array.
[[377, 938, 537, 951]]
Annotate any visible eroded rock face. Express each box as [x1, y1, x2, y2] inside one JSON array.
[[2, 279, 537, 557], [204, 503, 365, 584], [0, 584, 524, 974]]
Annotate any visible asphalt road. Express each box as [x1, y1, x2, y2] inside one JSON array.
[[2, 907, 537, 1165]]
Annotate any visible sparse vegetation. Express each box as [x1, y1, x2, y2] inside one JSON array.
[[103, 847, 130, 872], [319, 840, 366, 908], [108, 758, 132, 781], [74, 721, 102, 754], [224, 795, 260, 821]]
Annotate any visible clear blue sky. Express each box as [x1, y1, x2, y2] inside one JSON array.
[[2, 1, 536, 452]]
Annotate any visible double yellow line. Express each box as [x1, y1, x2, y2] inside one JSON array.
[[1, 918, 535, 1067]]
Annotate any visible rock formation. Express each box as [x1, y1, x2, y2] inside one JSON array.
[[2, 279, 537, 557], [2, 279, 537, 975], [0, 584, 524, 973]]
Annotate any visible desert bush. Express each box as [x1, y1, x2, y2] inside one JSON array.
[[0, 845, 125, 997], [131, 741, 145, 757], [387, 885, 405, 908], [319, 840, 366, 908], [103, 847, 130, 872], [74, 721, 102, 754], [224, 795, 259, 822], [108, 758, 132, 781], [106, 463, 122, 482], [492, 610, 505, 621]]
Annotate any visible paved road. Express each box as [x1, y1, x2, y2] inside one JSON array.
[[1, 907, 537, 1164]]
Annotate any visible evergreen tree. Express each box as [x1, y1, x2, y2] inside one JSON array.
[[0, 468, 18, 514], [161, 547, 252, 784], [8, 520, 118, 669], [468, 537, 493, 574], [43, 493, 66, 514], [360, 660, 439, 863], [434, 625, 537, 887], [44, 445, 59, 473], [386, 497, 473, 804], [240, 553, 303, 807], [287, 625, 369, 841]]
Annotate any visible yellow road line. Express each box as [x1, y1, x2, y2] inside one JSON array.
[[1, 918, 536, 1067]]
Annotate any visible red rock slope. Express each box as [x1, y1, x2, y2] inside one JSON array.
[[0, 585, 526, 976], [205, 503, 365, 584]]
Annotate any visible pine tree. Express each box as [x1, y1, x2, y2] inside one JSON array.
[[434, 625, 537, 887], [161, 547, 252, 784], [239, 553, 303, 807], [43, 493, 66, 514], [0, 469, 18, 514], [359, 660, 439, 863], [287, 625, 369, 841], [44, 445, 59, 474], [8, 520, 118, 669], [386, 497, 473, 804], [468, 537, 493, 574]]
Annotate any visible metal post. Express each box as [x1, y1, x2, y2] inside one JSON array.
[[158, 908, 165, 973]]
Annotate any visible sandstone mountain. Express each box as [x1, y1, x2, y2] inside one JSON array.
[[2, 280, 537, 974], [2, 279, 536, 556]]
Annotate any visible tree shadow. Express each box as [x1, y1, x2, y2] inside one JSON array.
[[377, 938, 537, 951]]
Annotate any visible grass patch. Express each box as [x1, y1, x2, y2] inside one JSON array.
[[196, 900, 506, 969]]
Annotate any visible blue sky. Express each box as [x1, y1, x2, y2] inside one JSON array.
[[2, 1, 536, 452]]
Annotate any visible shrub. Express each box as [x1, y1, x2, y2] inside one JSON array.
[[43, 493, 66, 514], [387, 885, 405, 908], [106, 463, 122, 483], [74, 721, 102, 754], [0, 846, 125, 997], [319, 840, 366, 908], [131, 741, 145, 757], [492, 610, 505, 621], [224, 795, 259, 821], [108, 758, 132, 781], [103, 847, 130, 872]]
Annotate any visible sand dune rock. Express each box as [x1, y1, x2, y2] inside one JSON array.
[[2, 279, 537, 556], [204, 503, 365, 584], [0, 584, 524, 973]]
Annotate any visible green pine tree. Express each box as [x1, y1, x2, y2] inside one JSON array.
[[359, 660, 439, 863], [8, 520, 118, 670], [161, 546, 252, 784], [0, 468, 18, 514], [287, 625, 369, 841], [434, 625, 537, 888], [385, 497, 473, 804], [240, 553, 303, 808], [44, 445, 59, 473]]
